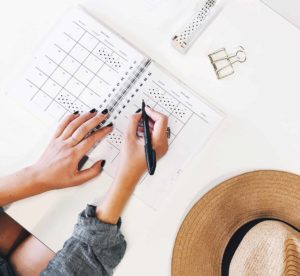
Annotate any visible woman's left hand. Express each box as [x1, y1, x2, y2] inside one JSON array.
[[31, 109, 112, 191]]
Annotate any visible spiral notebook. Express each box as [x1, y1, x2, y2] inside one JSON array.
[[9, 7, 224, 209]]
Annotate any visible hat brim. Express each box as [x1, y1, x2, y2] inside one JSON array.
[[172, 170, 300, 276]]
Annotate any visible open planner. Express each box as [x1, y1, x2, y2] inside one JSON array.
[[9, 7, 224, 209]]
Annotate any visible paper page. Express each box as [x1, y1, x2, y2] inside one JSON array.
[[89, 61, 224, 209], [8, 7, 145, 123]]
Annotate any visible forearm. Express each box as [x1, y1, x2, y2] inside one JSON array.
[[0, 166, 45, 206], [96, 172, 141, 224]]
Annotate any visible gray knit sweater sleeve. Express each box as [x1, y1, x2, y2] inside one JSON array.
[[41, 205, 126, 276]]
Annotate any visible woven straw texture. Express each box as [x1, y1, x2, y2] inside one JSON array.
[[172, 170, 300, 276]]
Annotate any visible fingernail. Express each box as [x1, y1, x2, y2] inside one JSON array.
[[106, 122, 113, 127], [135, 108, 141, 113], [90, 108, 97, 113], [146, 105, 150, 108], [101, 108, 108, 114], [101, 160, 106, 168], [73, 111, 79, 115]]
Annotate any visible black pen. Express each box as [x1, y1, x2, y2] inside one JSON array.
[[142, 100, 156, 175]]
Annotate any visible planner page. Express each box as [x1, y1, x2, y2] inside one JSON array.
[[89, 61, 224, 208], [8, 7, 146, 122]]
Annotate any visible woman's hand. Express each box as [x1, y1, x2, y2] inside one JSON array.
[[0, 109, 113, 206], [96, 107, 169, 224], [117, 107, 168, 186], [31, 109, 113, 191]]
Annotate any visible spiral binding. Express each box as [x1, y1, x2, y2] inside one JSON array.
[[88, 58, 152, 152], [107, 58, 151, 116]]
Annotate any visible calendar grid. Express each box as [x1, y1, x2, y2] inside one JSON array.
[[31, 66, 90, 110], [146, 78, 208, 125], [31, 25, 136, 120], [152, 80, 194, 125], [72, 21, 129, 62], [50, 35, 102, 119], [60, 33, 120, 73], [48, 37, 102, 113], [26, 78, 83, 116], [29, 31, 87, 104], [44, 54, 109, 93], [54, 42, 115, 75]]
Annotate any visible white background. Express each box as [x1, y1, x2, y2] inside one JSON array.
[[1, 0, 300, 275]]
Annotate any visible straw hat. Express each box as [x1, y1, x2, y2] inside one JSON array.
[[172, 170, 300, 276]]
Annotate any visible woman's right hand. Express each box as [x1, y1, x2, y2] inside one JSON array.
[[96, 107, 169, 224], [116, 107, 169, 189]]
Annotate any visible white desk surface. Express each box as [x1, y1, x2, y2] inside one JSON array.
[[1, 0, 300, 275]]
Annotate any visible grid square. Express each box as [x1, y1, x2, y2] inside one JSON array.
[[71, 99, 90, 113], [51, 67, 71, 86], [97, 64, 119, 86], [168, 115, 184, 135], [32, 91, 52, 110], [47, 101, 66, 121], [83, 55, 104, 74], [133, 91, 156, 108], [36, 56, 57, 75], [69, 44, 89, 63], [41, 79, 62, 98], [74, 66, 94, 85], [56, 32, 76, 52], [47, 45, 66, 64], [93, 45, 113, 63], [61, 55, 80, 75], [65, 77, 85, 97], [55, 89, 76, 111], [88, 76, 110, 97], [80, 88, 102, 108], [106, 130, 123, 149], [79, 32, 98, 51], [66, 23, 85, 41], [23, 80, 38, 100], [153, 104, 170, 117], [158, 92, 178, 113], [173, 103, 193, 123], [108, 53, 123, 70], [26, 68, 48, 87]]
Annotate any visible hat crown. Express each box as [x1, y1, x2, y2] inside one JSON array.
[[172, 170, 300, 276]]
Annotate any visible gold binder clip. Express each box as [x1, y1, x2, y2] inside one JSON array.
[[208, 46, 246, 79]]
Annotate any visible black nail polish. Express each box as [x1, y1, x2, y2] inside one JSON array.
[[146, 105, 150, 108], [90, 108, 97, 113], [106, 122, 113, 127], [101, 109, 108, 114], [135, 108, 141, 113], [73, 111, 79, 115], [101, 160, 106, 168], [78, 155, 89, 171]]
